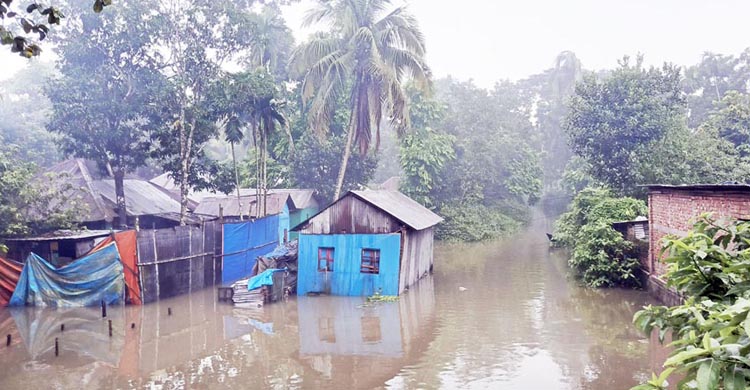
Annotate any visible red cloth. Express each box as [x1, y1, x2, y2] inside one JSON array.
[[0, 255, 23, 306], [91, 231, 142, 305]]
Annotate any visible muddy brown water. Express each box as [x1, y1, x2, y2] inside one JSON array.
[[0, 220, 669, 389]]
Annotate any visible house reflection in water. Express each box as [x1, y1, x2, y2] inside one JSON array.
[[297, 277, 437, 386]]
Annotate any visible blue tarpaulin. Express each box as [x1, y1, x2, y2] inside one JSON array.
[[9, 243, 125, 307], [247, 268, 284, 291], [222, 217, 279, 283]]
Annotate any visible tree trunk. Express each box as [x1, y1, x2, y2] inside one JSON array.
[[231, 142, 243, 220], [262, 129, 268, 216], [333, 123, 355, 202], [113, 167, 127, 229]]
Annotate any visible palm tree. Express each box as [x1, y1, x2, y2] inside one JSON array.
[[291, 0, 430, 201], [224, 115, 245, 219], [251, 96, 287, 217]]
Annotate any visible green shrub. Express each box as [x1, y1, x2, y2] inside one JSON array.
[[436, 203, 520, 242], [632, 216, 750, 389], [555, 186, 647, 287]]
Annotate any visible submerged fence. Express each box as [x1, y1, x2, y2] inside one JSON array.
[[136, 221, 221, 303], [136, 217, 280, 303]]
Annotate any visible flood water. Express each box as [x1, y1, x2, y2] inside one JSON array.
[[0, 214, 668, 389]]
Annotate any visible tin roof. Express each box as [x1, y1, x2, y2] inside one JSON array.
[[350, 190, 442, 230], [238, 189, 319, 209], [38, 159, 184, 222], [194, 193, 295, 218], [2, 230, 113, 242], [149, 172, 221, 208]]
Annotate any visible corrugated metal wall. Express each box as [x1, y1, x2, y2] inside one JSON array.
[[289, 206, 319, 240], [398, 227, 435, 293], [221, 216, 279, 284], [297, 196, 401, 235], [136, 221, 219, 303], [297, 233, 401, 296]]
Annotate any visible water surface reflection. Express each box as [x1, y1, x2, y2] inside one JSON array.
[[0, 216, 668, 389]]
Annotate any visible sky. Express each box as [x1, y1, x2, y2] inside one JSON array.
[[3, 0, 750, 88], [283, 0, 750, 87]]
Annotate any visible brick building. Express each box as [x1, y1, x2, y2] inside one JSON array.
[[646, 184, 750, 304]]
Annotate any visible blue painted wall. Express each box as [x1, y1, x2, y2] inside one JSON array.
[[297, 233, 401, 296], [278, 202, 290, 244], [222, 216, 279, 283]]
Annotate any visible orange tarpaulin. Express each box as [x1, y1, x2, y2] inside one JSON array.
[[91, 231, 141, 305], [0, 256, 23, 306]]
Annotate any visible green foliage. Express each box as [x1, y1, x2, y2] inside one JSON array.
[[0, 147, 82, 241], [399, 128, 455, 208], [292, 0, 430, 199], [290, 133, 377, 201], [565, 56, 685, 196], [0, 0, 105, 58], [436, 203, 520, 242], [633, 216, 750, 390], [555, 186, 647, 287]]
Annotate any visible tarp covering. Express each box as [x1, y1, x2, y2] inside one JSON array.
[[222, 217, 279, 283], [247, 268, 284, 291], [0, 256, 23, 306], [9, 243, 125, 307], [90, 231, 141, 304]]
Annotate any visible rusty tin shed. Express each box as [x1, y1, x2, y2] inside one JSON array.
[[293, 190, 442, 296]]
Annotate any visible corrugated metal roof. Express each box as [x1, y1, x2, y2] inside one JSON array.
[[350, 190, 442, 231], [149, 173, 221, 206], [37, 160, 184, 222], [194, 193, 294, 217], [2, 230, 113, 242], [237, 188, 319, 209], [93, 180, 182, 217]]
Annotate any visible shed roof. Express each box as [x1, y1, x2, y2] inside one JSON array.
[[647, 184, 750, 192], [238, 189, 320, 209], [149, 172, 221, 208], [37, 159, 184, 222], [194, 193, 295, 218], [2, 230, 113, 242], [350, 190, 442, 230]]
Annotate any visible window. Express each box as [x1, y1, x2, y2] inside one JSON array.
[[318, 247, 334, 272], [360, 249, 380, 274]]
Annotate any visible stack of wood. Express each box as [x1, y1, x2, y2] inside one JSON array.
[[231, 279, 266, 307], [252, 240, 298, 294]]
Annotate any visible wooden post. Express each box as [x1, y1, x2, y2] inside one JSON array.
[[6, 334, 10, 346], [168, 307, 172, 316], [219, 205, 224, 224], [55, 338, 59, 356], [101, 300, 107, 318], [135, 216, 140, 232], [60, 324, 64, 332], [108, 320, 113, 337]]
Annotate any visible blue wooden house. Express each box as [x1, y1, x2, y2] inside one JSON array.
[[294, 190, 442, 296]]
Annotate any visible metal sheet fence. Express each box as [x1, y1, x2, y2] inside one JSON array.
[[136, 221, 221, 303]]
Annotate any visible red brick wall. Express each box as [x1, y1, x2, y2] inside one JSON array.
[[648, 189, 750, 279]]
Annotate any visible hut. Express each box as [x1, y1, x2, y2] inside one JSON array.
[[293, 190, 442, 296], [194, 192, 295, 245], [39, 159, 189, 229], [239, 189, 322, 240], [2, 230, 113, 268]]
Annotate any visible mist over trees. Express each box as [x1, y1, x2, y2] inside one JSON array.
[[2, 0, 750, 241]]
